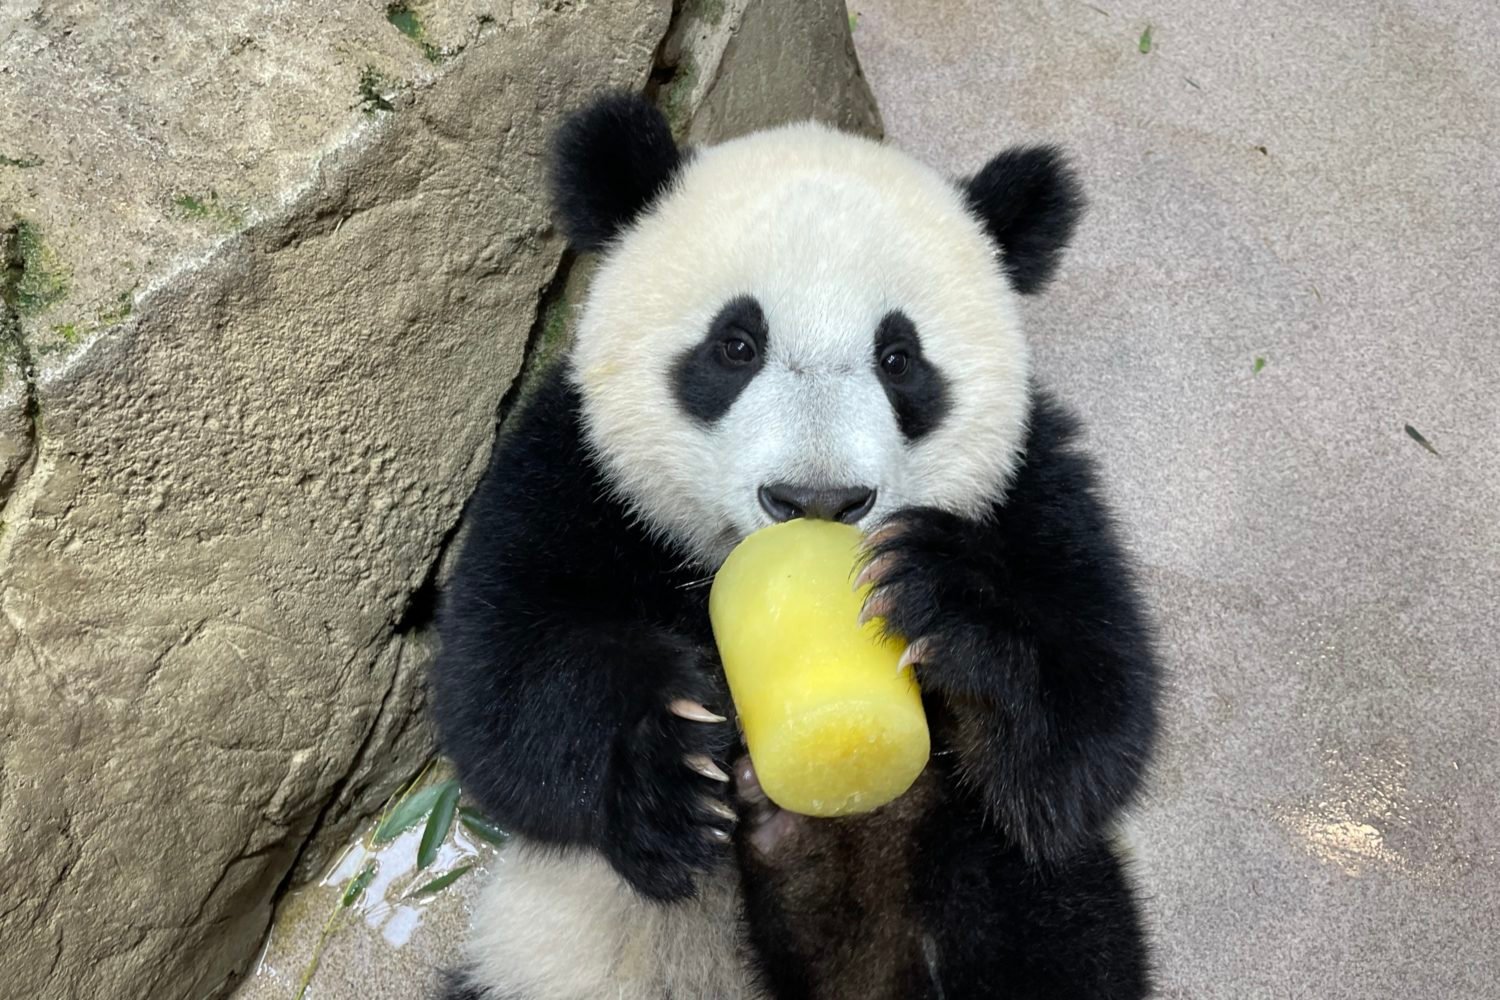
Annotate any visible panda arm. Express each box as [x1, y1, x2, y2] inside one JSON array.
[[432, 371, 734, 902], [863, 390, 1157, 861]]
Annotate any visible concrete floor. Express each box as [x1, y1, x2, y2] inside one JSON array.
[[853, 0, 1500, 995], [239, 3, 1500, 996]]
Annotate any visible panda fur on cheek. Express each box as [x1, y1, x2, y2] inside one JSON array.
[[433, 92, 1158, 1000]]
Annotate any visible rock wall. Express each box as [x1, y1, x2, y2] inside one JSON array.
[[0, 1, 878, 997]]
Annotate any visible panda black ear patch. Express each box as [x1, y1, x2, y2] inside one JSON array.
[[548, 91, 683, 253], [963, 146, 1084, 296]]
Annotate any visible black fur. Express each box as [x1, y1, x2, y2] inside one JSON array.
[[873, 310, 950, 440], [859, 391, 1156, 863], [672, 296, 770, 423], [963, 146, 1084, 295], [433, 366, 1155, 997], [435, 970, 500, 1000], [432, 373, 735, 903], [739, 768, 1148, 999], [548, 92, 684, 252]]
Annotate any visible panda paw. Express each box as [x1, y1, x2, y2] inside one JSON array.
[[733, 756, 803, 857], [603, 654, 738, 902], [856, 507, 998, 692]]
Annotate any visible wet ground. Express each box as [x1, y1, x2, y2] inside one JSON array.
[[234, 762, 489, 999], [236, 3, 1500, 997]]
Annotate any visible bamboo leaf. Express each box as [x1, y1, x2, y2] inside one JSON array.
[[408, 864, 473, 898], [1404, 423, 1441, 457], [1252, 356, 1266, 374], [418, 782, 461, 869], [341, 862, 376, 908], [1138, 25, 1153, 53], [459, 807, 510, 847], [373, 780, 453, 845]]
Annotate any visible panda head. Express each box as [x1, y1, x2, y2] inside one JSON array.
[[551, 92, 1083, 568]]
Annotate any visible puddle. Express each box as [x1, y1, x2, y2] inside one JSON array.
[[1274, 738, 1470, 888], [235, 760, 508, 999]]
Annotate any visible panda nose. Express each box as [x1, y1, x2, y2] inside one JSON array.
[[758, 484, 877, 524]]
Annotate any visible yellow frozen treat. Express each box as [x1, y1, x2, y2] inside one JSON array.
[[709, 519, 930, 817]]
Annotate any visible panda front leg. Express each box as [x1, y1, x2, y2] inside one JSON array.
[[438, 616, 738, 902], [854, 403, 1159, 863], [435, 614, 755, 998]]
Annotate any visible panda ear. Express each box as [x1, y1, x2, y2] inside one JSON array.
[[962, 146, 1084, 295], [548, 91, 684, 253]]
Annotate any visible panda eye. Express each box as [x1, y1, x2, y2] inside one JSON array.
[[719, 336, 757, 366], [881, 350, 911, 379]]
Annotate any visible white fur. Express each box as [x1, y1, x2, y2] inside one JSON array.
[[461, 840, 762, 999], [463, 123, 1035, 998], [569, 121, 1032, 567]]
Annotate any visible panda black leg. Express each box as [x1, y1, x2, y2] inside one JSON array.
[[600, 666, 741, 900], [736, 770, 1148, 1000], [735, 772, 943, 1000], [856, 485, 1157, 864], [911, 815, 1150, 999]]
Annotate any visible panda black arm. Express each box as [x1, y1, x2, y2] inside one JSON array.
[[863, 390, 1157, 862], [432, 368, 734, 902]]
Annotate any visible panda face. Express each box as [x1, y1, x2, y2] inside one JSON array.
[[564, 118, 1068, 568]]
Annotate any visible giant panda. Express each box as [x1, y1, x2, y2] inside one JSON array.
[[432, 91, 1158, 1000]]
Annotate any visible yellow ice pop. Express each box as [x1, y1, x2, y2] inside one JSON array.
[[709, 519, 930, 817]]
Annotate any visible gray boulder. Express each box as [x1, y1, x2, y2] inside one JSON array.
[[0, 0, 878, 998]]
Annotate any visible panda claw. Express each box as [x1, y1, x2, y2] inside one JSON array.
[[897, 637, 935, 674], [703, 798, 737, 822], [853, 553, 897, 592], [669, 699, 726, 723], [862, 521, 908, 552], [858, 589, 896, 627], [685, 753, 731, 782]]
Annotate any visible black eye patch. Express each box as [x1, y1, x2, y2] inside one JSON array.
[[874, 310, 949, 440], [672, 296, 769, 424]]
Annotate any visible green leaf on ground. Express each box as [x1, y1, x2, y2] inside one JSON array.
[[341, 862, 376, 908], [1404, 423, 1441, 457], [1139, 25, 1153, 53], [1252, 356, 1266, 374], [848, 11, 859, 32], [409, 864, 473, 898], [418, 781, 462, 869], [373, 780, 454, 845], [459, 807, 510, 847]]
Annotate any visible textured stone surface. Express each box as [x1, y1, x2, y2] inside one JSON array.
[[854, 0, 1500, 995], [230, 2, 882, 997], [0, 0, 488, 353], [659, 0, 882, 143], [0, 2, 672, 998]]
